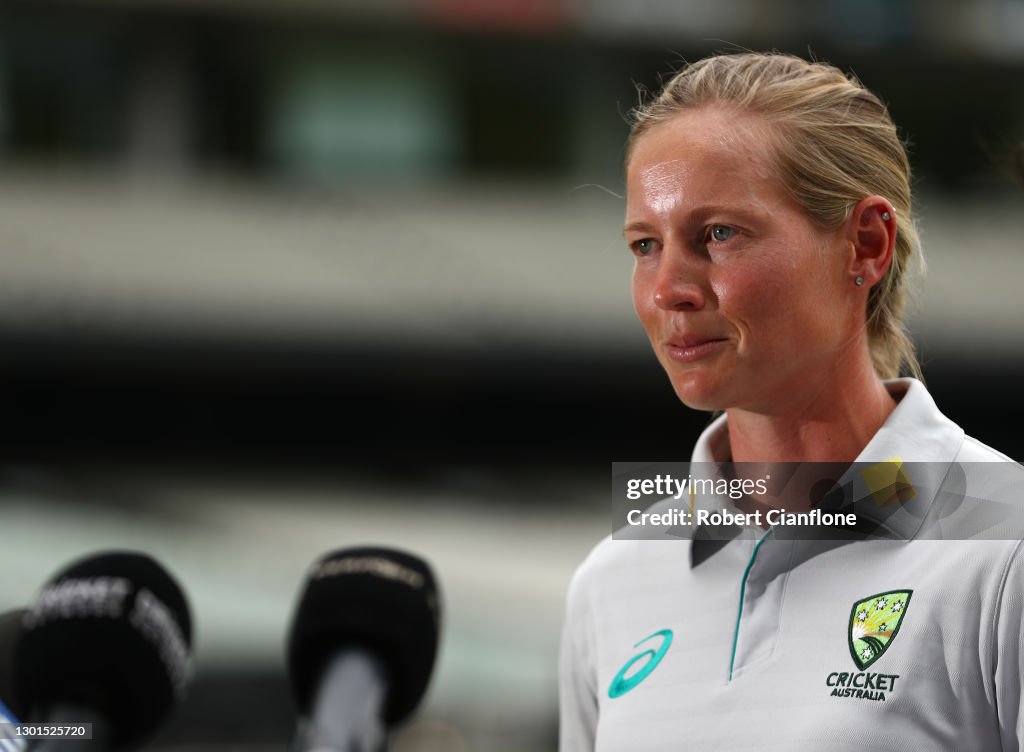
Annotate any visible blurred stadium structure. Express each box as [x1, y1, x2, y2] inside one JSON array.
[[1, 1, 1023, 750]]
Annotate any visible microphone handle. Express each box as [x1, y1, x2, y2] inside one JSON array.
[[294, 650, 387, 752], [26, 704, 110, 752]]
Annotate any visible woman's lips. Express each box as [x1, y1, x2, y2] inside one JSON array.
[[665, 337, 728, 363]]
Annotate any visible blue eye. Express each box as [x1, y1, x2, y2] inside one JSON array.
[[709, 225, 735, 242], [631, 238, 657, 255]]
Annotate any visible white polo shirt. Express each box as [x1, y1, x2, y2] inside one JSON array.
[[560, 379, 1024, 751]]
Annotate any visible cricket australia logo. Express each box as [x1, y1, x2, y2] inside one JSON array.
[[849, 590, 912, 669], [825, 590, 912, 702]]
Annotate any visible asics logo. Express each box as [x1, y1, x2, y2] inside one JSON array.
[[608, 628, 673, 698]]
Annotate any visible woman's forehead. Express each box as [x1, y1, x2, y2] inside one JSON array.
[[629, 107, 776, 178], [626, 109, 787, 216]]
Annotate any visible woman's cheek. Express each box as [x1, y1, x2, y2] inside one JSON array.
[[631, 271, 661, 338], [711, 264, 779, 323]]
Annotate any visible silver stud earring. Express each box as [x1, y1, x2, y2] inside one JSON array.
[[855, 276, 865, 286], [881, 211, 891, 221]]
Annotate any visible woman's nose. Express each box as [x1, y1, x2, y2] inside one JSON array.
[[652, 248, 706, 311]]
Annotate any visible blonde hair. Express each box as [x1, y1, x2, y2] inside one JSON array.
[[628, 52, 923, 380]]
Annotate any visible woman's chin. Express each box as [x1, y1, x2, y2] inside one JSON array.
[[669, 373, 731, 412]]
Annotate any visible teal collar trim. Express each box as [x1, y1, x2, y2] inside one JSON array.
[[728, 528, 773, 682]]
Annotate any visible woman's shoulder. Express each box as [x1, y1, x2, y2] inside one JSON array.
[[957, 433, 1018, 464], [874, 378, 1019, 465], [566, 530, 689, 605]]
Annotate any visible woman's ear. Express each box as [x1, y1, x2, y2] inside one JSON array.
[[846, 196, 896, 287]]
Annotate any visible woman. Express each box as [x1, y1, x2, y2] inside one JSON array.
[[560, 52, 1023, 750]]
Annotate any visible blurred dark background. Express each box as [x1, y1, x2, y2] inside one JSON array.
[[1, 1, 1022, 750]]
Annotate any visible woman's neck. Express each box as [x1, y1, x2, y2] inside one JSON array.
[[725, 364, 898, 464]]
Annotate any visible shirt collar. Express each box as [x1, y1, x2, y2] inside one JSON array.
[[688, 378, 965, 565]]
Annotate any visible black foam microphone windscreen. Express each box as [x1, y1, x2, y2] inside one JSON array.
[[287, 547, 441, 726], [14, 551, 192, 749]]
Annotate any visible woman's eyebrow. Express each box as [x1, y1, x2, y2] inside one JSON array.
[[624, 205, 765, 236], [623, 221, 657, 236]]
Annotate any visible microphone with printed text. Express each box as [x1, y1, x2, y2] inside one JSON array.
[[13, 551, 193, 752], [287, 547, 441, 752]]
